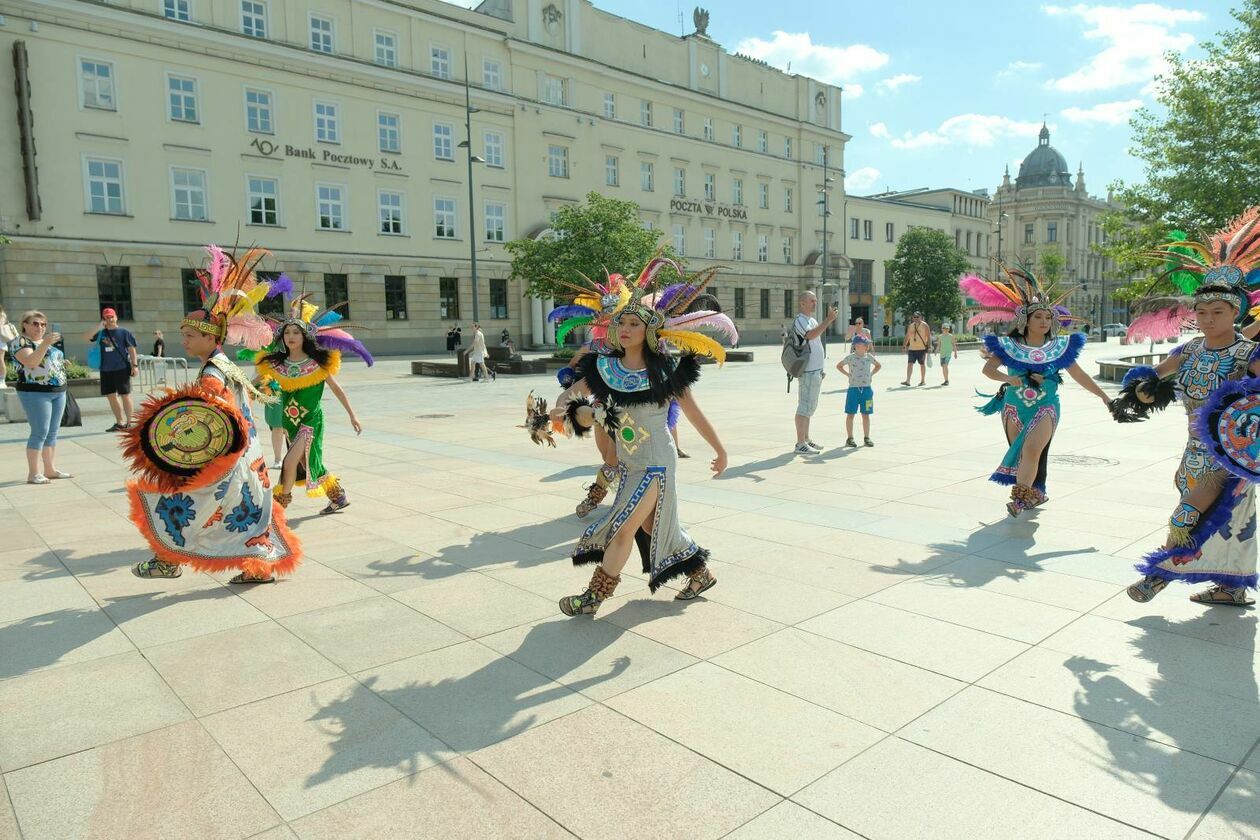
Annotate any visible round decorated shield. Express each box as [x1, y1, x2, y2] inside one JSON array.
[[139, 397, 244, 477], [1200, 377, 1260, 482]]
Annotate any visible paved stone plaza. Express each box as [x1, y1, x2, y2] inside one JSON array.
[[1, 341, 1257, 840]]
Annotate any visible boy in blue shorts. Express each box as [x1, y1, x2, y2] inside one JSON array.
[[837, 336, 881, 447]]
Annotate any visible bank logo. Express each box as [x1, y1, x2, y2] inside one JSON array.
[[250, 138, 278, 156]]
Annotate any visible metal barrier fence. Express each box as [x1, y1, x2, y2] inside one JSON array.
[[135, 355, 191, 391]]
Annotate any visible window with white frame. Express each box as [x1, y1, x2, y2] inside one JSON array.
[[542, 75, 565, 106], [733, 124, 742, 147], [757, 129, 768, 153], [547, 145, 569, 178], [672, 223, 686, 256], [673, 108, 684, 134], [433, 122, 453, 160], [703, 118, 714, 141], [783, 236, 793, 264], [640, 161, 654, 191], [758, 182, 769, 209], [640, 100, 652, 127], [163, 0, 191, 22], [484, 201, 506, 242], [850, 218, 860, 239], [374, 31, 397, 67], [170, 167, 208, 221], [85, 157, 125, 214], [241, 0, 267, 37], [244, 88, 273, 133], [602, 92, 616, 119], [704, 173, 715, 201], [785, 187, 793, 212], [314, 101, 339, 143], [247, 176, 279, 225], [167, 74, 198, 123], [483, 131, 504, 167], [757, 234, 769, 263], [378, 112, 401, 154], [434, 197, 456, 238], [605, 155, 619, 187], [863, 219, 873, 240], [378, 189, 404, 234], [431, 45, 451, 79], [316, 184, 346, 230], [309, 14, 334, 53], [673, 167, 685, 197], [733, 178, 743, 206], [703, 227, 715, 259], [732, 230, 743, 261], [886, 221, 895, 242], [784, 137, 793, 159], [79, 59, 115, 110], [482, 59, 502, 90], [815, 143, 826, 165]]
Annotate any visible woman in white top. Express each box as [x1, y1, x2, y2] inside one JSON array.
[[0, 306, 17, 389], [468, 324, 494, 382]]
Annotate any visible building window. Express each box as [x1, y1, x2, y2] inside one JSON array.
[[673, 167, 686, 198], [757, 234, 769, 263], [760, 288, 770, 319], [247, 176, 279, 225], [431, 45, 451, 79], [490, 278, 509, 319], [673, 108, 685, 134], [483, 131, 504, 168], [1047, 221, 1057, 243], [374, 31, 397, 67], [1024, 223, 1034, 244], [439, 277, 460, 319], [181, 268, 202, 313], [433, 123, 453, 160], [167, 74, 199, 123], [603, 92, 616, 119], [784, 137, 793, 159], [640, 161, 654, 191], [97, 266, 133, 320], [542, 75, 566, 106], [378, 189, 404, 234], [324, 273, 349, 318], [164, 0, 192, 21], [672, 223, 686, 256], [309, 14, 334, 54], [703, 118, 714, 141], [85, 157, 125, 215], [704, 173, 715, 201], [79, 59, 115, 110], [244, 88, 273, 134], [757, 130, 768, 153], [733, 124, 742, 147], [605, 155, 619, 187], [378, 112, 401, 153], [886, 221, 895, 242], [484, 201, 506, 242], [955, 228, 961, 247], [732, 230, 743, 261], [863, 220, 872, 240], [734, 288, 745, 319], [703, 227, 716, 259], [758, 183, 769, 209], [316, 184, 346, 231], [965, 230, 973, 253], [785, 187, 793, 213], [783, 237, 793, 264], [733, 179, 743, 206], [170, 167, 208, 221], [547, 145, 569, 178], [385, 275, 407, 320], [482, 59, 502, 90], [783, 289, 792, 317], [640, 100, 653, 127], [434, 197, 457, 238], [314, 101, 339, 144], [851, 218, 860, 239], [241, 0, 267, 37]]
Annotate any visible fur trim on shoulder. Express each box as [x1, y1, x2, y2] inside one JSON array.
[[576, 351, 702, 406]]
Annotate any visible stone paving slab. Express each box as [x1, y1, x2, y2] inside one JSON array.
[[1, 343, 1258, 839]]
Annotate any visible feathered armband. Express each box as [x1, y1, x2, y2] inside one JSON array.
[[524, 391, 561, 447], [564, 396, 623, 439], [1110, 365, 1176, 423]]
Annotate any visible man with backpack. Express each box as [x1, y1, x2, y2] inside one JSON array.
[[83, 308, 138, 431], [786, 290, 837, 454]]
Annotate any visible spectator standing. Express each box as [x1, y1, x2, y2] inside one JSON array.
[[468, 324, 494, 382], [152, 330, 166, 357], [792, 291, 837, 454], [0, 306, 17, 389], [12, 311, 72, 484], [937, 324, 958, 385], [848, 317, 873, 350], [837, 336, 881, 447], [901, 311, 932, 387], [84, 308, 138, 431], [446, 326, 457, 355]]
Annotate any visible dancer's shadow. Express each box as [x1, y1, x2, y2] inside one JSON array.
[[717, 451, 799, 483], [538, 465, 595, 484]]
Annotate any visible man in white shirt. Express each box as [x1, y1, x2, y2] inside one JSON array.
[[792, 291, 837, 453]]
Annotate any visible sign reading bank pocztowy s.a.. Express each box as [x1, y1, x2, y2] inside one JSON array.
[[249, 138, 403, 172], [669, 197, 748, 220]]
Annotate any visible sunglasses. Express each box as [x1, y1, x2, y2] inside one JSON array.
[[28, 321, 47, 328]]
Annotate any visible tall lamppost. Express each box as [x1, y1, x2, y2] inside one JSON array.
[[458, 57, 485, 322], [817, 145, 838, 335]]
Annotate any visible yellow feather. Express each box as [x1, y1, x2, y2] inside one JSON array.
[[228, 283, 269, 318], [657, 329, 725, 364]]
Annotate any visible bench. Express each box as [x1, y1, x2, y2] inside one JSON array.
[[411, 360, 462, 378], [1096, 352, 1170, 383]]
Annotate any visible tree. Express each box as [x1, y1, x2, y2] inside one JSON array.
[[883, 227, 970, 325], [1100, 0, 1260, 290], [506, 192, 677, 299], [1039, 246, 1065, 285]]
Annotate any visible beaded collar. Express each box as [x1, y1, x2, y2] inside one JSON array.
[[992, 334, 1074, 367], [596, 356, 653, 392]]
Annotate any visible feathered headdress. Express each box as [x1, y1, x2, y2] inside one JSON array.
[[545, 271, 630, 345], [610, 257, 738, 363], [960, 265, 1077, 336], [1127, 208, 1260, 343], [180, 244, 276, 349], [265, 278, 374, 366]]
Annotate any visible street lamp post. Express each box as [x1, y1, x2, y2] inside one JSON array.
[[459, 57, 485, 323], [817, 145, 839, 335]]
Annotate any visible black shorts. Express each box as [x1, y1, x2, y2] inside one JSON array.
[[907, 349, 927, 364], [100, 368, 133, 395]]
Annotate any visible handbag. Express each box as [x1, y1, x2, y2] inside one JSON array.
[[61, 391, 83, 427], [87, 337, 102, 371]]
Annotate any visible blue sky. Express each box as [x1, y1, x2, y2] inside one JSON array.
[[447, 0, 1236, 197]]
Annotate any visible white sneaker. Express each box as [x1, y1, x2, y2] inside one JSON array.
[[793, 443, 815, 454], [805, 440, 823, 450]]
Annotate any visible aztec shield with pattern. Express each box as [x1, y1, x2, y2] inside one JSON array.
[[1200, 376, 1260, 482], [139, 395, 245, 478]]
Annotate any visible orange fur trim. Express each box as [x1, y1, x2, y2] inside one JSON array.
[[120, 384, 249, 495]]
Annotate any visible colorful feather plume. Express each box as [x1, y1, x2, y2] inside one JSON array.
[[656, 328, 725, 364], [547, 304, 595, 323], [664, 311, 739, 343], [556, 316, 594, 344], [959, 274, 1020, 311]]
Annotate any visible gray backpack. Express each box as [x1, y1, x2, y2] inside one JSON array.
[[781, 323, 810, 392]]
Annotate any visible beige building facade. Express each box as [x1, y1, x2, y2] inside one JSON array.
[[0, 0, 856, 356]]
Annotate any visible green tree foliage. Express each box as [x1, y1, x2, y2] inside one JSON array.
[[1039, 246, 1065, 285], [1100, 0, 1260, 292], [883, 227, 970, 325], [506, 192, 677, 299]]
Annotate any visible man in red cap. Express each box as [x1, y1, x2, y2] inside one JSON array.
[[83, 307, 138, 431]]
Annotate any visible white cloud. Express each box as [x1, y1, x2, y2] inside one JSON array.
[[876, 73, 922, 93], [1060, 98, 1143, 124], [733, 31, 889, 88], [887, 114, 1045, 149], [869, 122, 890, 139], [845, 166, 881, 192], [846, 83, 866, 99], [998, 60, 1044, 80], [1043, 3, 1203, 92]]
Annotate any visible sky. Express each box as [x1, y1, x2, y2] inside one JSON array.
[[442, 0, 1238, 197]]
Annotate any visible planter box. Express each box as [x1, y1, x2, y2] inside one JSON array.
[[2, 378, 99, 423], [411, 361, 462, 378]]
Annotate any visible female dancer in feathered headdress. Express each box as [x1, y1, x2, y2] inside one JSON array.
[[964, 268, 1113, 517], [526, 257, 737, 615], [253, 282, 373, 516], [1110, 209, 1260, 607], [125, 245, 301, 584]]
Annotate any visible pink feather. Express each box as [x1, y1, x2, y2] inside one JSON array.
[[966, 311, 1015, 329], [1127, 306, 1191, 343], [959, 275, 1019, 312], [225, 315, 274, 350], [636, 257, 683, 288], [204, 244, 231, 292], [665, 311, 739, 343]]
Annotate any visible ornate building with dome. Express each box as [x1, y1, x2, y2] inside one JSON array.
[[987, 124, 1128, 328]]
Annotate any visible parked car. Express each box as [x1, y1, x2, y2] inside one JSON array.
[[1102, 323, 1128, 337]]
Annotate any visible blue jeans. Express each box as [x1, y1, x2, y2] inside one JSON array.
[[18, 390, 66, 450]]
